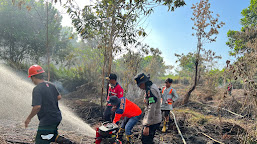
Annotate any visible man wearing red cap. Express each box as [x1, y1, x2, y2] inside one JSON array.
[[25, 65, 72, 144]]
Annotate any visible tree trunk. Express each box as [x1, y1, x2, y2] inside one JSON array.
[[101, 47, 107, 118], [107, 48, 113, 74], [46, 1, 50, 81], [183, 35, 201, 104], [107, 0, 117, 75], [183, 59, 199, 104]]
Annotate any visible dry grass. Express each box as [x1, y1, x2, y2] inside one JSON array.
[[174, 108, 217, 126], [172, 87, 257, 143], [0, 136, 6, 144]]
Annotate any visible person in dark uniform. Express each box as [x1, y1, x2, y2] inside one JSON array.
[[134, 73, 162, 144], [25, 65, 72, 144]]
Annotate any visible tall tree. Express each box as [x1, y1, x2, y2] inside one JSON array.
[[0, 0, 64, 65], [226, 0, 257, 105], [183, 0, 224, 104], [65, 0, 185, 113]]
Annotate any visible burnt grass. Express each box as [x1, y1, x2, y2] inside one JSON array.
[[62, 97, 249, 144], [58, 85, 256, 144]]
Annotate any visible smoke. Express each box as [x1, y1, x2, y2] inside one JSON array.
[[126, 84, 144, 101], [52, 80, 69, 95]]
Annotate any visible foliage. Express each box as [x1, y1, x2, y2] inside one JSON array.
[[64, 0, 186, 76], [175, 52, 196, 78], [140, 50, 167, 82], [0, 0, 68, 64], [225, 0, 257, 120], [227, 0, 257, 55], [113, 47, 167, 92], [160, 74, 190, 85], [175, 50, 222, 87], [113, 51, 143, 92], [203, 68, 224, 87], [226, 26, 257, 98], [241, 0, 257, 27], [226, 0, 257, 101]]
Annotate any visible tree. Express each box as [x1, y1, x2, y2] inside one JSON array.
[[0, 0, 65, 65], [64, 0, 186, 113], [183, 0, 225, 104], [226, 0, 256, 105], [53, 27, 77, 64], [227, 0, 256, 55], [113, 51, 143, 93], [241, 0, 257, 27], [175, 49, 221, 86], [140, 48, 167, 82], [175, 52, 196, 83], [65, 0, 186, 77]]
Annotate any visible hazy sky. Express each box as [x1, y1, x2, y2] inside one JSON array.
[[55, 0, 250, 72]]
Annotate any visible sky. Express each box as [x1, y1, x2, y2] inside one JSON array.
[[54, 0, 250, 72]]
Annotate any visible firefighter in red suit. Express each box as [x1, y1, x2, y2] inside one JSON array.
[[104, 73, 124, 122]]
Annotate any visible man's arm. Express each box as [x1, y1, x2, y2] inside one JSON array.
[[25, 105, 41, 128], [57, 95, 62, 100], [113, 113, 122, 124], [172, 89, 179, 102]]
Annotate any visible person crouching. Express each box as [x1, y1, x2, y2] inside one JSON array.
[[109, 96, 142, 143]]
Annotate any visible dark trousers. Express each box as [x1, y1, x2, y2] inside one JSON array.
[[141, 123, 160, 144], [161, 110, 172, 121], [103, 106, 115, 122], [35, 124, 59, 144]]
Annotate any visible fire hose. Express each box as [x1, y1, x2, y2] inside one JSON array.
[[170, 111, 187, 144]]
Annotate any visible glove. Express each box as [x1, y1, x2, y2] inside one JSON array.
[[167, 99, 173, 105]]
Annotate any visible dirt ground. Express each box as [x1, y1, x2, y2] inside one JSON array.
[[0, 118, 95, 144], [62, 98, 249, 144], [1, 86, 256, 144]]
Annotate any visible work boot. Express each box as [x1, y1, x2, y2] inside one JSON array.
[[125, 135, 133, 144], [116, 128, 125, 141], [55, 135, 73, 144], [162, 120, 167, 133]]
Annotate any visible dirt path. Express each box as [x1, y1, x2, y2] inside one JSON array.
[[0, 118, 95, 144]]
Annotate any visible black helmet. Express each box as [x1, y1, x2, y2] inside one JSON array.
[[106, 73, 117, 80], [108, 96, 121, 106], [134, 73, 150, 87], [165, 78, 173, 83]]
